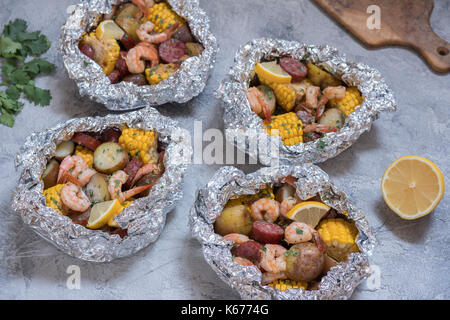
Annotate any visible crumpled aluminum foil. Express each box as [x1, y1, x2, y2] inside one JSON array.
[[60, 0, 218, 110], [189, 165, 375, 300], [216, 38, 396, 164], [12, 107, 192, 262]]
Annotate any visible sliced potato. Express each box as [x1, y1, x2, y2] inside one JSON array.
[[42, 158, 59, 189], [84, 173, 111, 204], [115, 3, 141, 42], [185, 42, 204, 57], [318, 108, 346, 129], [256, 84, 276, 114], [55, 141, 75, 161], [93, 142, 129, 174]]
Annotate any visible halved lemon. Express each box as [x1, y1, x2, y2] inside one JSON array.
[[87, 199, 123, 229], [285, 201, 331, 227], [107, 200, 133, 228], [254, 61, 292, 84], [381, 156, 445, 220], [96, 20, 125, 40]]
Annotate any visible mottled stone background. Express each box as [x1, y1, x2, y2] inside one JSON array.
[[0, 0, 448, 299]]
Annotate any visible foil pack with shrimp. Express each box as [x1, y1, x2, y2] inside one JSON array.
[[60, 0, 218, 110], [189, 165, 375, 299], [12, 107, 191, 262], [216, 38, 397, 164]]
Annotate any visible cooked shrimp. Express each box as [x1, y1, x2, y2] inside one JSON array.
[[108, 170, 152, 203], [125, 42, 159, 74], [259, 244, 287, 273], [57, 155, 96, 187], [315, 94, 329, 120], [280, 196, 297, 217], [305, 86, 320, 109], [137, 21, 180, 43], [233, 257, 255, 266], [261, 271, 288, 285], [250, 198, 280, 222], [303, 122, 338, 134], [132, 0, 154, 17], [60, 182, 91, 212], [323, 86, 346, 100], [246, 87, 272, 122], [130, 163, 162, 187], [224, 233, 249, 245], [284, 222, 326, 252]]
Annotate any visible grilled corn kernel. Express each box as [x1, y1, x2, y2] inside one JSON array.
[[317, 218, 359, 262], [145, 63, 178, 85], [268, 279, 308, 291], [118, 128, 158, 164], [74, 145, 93, 167], [81, 33, 120, 76], [265, 112, 303, 146], [142, 2, 185, 33], [43, 184, 68, 215], [329, 87, 364, 116]]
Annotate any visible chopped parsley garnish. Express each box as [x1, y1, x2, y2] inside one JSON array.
[[296, 228, 303, 235], [316, 139, 327, 151]]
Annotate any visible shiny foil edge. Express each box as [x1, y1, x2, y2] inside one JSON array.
[[189, 165, 376, 300], [215, 38, 397, 164], [59, 0, 218, 110], [12, 107, 192, 262]]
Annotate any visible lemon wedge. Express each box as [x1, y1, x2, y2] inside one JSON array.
[[87, 199, 123, 229], [96, 20, 125, 40], [286, 201, 330, 227], [255, 61, 292, 84], [107, 200, 133, 228], [381, 156, 445, 220]]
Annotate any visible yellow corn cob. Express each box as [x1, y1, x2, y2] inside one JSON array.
[[268, 279, 308, 291], [264, 112, 303, 146], [118, 128, 158, 164], [225, 188, 275, 207], [271, 83, 297, 112], [317, 218, 359, 262], [142, 2, 185, 33], [329, 87, 364, 116], [81, 33, 120, 76], [145, 63, 178, 85], [74, 145, 93, 167], [43, 184, 68, 215]]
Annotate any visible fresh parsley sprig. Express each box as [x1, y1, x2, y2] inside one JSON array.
[[0, 19, 55, 127]]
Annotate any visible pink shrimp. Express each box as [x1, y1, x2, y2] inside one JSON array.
[[137, 21, 180, 44], [125, 42, 159, 74], [60, 182, 91, 212], [284, 222, 326, 252], [108, 170, 152, 203], [246, 87, 272, 122], [261, 271, 288, 285], [223, 233, 249, 245], [322, 86, 346, 100], [130, 163, 162, 187], [303, 123, 338, 134], [233, 257, 255, 267], [280, 196, 297, 217], [305, 86, 320, 109], [250, 198, 280, 222], [259, 244, 287, 273], [57, 155, 96, 187], [132, 0, 154, 18], [315, 94, 329, 120]]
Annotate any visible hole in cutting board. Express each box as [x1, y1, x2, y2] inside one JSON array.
[[437, 47, 449, 56]]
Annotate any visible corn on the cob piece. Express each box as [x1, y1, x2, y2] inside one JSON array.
[[142, 2, 185, 33], [145, 63, 178, 85], [74, 145, 93, 167], [118, 128, 158, 164], [264, 112, 303, 146], [268, 279, 308, 291], [80, 33, 120, 76], [43, 184, 68, 215], [225, 188, 275, 207], [317, 218, 359, 262], [329, 87, 364, 116]]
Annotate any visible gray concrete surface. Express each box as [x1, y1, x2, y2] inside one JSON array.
[[0, 0, 449, 300]]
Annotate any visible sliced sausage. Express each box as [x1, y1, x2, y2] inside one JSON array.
[[108, 69, 122, 84], [123, 157, 143, 189], [72, 132, 101, 151], [231, 241, 263, 263], [280, 57, 307, 82], [115, 51, 129, 78], [251, 221, 284, 244], [101, 128, 122, 143], [159, 38, 186, 63], [79, 43, 94, 60], [172, 24, 194, 43], [120, 34, 135, 50]]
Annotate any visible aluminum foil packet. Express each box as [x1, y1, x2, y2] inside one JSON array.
[[12, 108, 192, 262], [60, 0, 218, 110], [216, 38, 396, 164], [189, 165, 375, 300]]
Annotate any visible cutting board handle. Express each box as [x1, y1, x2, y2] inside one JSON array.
[[414, 28, 450, 73]]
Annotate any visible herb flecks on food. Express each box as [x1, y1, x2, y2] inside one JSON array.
[[0, 19, 55, 127]]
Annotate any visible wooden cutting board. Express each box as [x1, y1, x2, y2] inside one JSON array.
[[314, 0, 450, 73]]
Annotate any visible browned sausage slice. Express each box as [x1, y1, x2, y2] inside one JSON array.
[[159, 38, 186, 63], [72, 133, 101, 151], [280, 57, 307, 82], [251, 221, 284, 244], [231, 241, 263, 263], [123, 157, 143, 189]]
